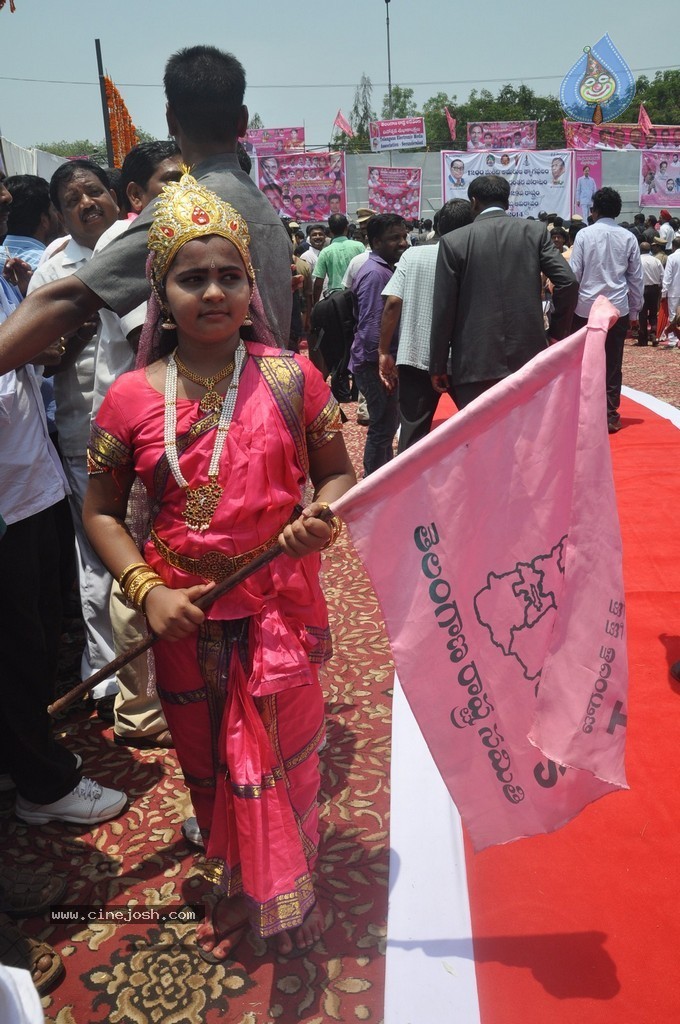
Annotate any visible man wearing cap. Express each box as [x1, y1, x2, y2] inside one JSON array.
[[659, 209, 675, 252]]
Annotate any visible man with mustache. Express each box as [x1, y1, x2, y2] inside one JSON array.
[[27, 160, 120, 719]]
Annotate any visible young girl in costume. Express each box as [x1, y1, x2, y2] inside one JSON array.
[[84, 172, 356, 960]]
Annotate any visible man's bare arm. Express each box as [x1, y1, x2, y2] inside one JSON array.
[[0, 275, 102, 374]]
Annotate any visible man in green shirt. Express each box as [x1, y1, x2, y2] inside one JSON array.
[[312, 214, 365, 304]]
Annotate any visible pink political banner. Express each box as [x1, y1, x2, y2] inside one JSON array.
[[467, 121, 537, 151], [332, 297, 629, 851], [258, 151, 346, 222], [564, 120, 680, 151], [367, 166, 422, 220], [572, 152, 602, 220], [369, 117, 426, 153], [639, 150, 680, 207], [242, 126, 305, 156]]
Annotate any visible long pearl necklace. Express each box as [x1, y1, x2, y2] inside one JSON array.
[[164, 340, 246, 532]]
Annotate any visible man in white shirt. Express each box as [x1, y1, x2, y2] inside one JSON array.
[[574, 165, 597, 222], [658, 209, 675, 252], [662, 244, 680, 324], [28, 160, 120, 715], [638, 241, 664, 346], [570, 187, 644, 433], [0, 174, 126, 827], [378, 199, 473, 450]]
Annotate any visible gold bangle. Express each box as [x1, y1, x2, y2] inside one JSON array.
[[316, 502, 343, 549], [134, 577, 166, 611], [118, 561, 150, 587], [124, 567, 163, 605]]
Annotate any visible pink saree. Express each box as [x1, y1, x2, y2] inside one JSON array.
[[89, 342, 341, 935]]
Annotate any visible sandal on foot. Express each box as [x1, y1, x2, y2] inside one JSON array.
[[0, 914, 64, 994], [113, 729, 174, 749], [196, 895, 249, 965], [0, 866, 67, 918], [197, 920, 248, 964]]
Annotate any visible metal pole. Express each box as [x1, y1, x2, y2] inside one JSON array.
[[95, 38, 115, 166], [385, 0, 393, 118]]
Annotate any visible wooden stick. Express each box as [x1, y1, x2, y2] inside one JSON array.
[[48, 507, 335, 717]]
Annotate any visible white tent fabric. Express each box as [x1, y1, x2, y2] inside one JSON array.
[[385, 677, 481, 1024]]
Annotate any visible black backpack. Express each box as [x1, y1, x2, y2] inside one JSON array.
[[309, 289, 356, 403]]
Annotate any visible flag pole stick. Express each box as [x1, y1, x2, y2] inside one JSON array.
[[48, 507, 337, 717]]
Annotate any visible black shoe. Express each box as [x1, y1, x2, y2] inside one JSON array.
[[670, 661, 680, 684], [608, 418, 622, 434], [94, 696, 115, 723]]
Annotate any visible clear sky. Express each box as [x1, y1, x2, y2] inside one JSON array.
[[0, 0, 678, 153]]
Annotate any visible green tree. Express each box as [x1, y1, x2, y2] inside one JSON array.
[[381, 85, 419, 120], [33, 138, 109, 163], [422, 91, 458, 150], [338, 73, 375, 153], [634, 70, 680, 125], [248, 112, 264, 130]]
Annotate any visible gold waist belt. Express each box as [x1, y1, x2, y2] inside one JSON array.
[[150, 508, 300, 583]]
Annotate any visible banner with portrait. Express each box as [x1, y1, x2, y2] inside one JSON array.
[[572, 152, 602, 220], [258, 151, 346, 222], [563, 121, 680, 151], [369, 117, 426, 152], [639, 150, 680, 208], [467, 121, 537, 151], [442, 150, 573, 219], [367, 166, 422, 220], [242, 126, 305, 155]]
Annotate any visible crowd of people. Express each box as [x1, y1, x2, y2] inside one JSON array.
[[0, 41, 677, 1012]]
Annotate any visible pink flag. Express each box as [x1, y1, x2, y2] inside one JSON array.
[[638, 103, 652, 131], [333, 298, 629, 850], [444, 106, 457, 141], [334, 109, 354, 137]]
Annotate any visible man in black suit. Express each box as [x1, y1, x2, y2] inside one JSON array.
[[429, 175, 578, 408]]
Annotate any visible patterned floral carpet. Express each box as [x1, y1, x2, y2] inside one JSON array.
[[2, 337, 676, 1023], [0, 404, 392, 1024]]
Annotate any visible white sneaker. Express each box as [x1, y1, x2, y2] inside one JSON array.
[[0, 754, 82, 793], [15, 776, 126, 825]]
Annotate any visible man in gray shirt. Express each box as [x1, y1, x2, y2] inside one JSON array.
[[0, 46, 293, 374]]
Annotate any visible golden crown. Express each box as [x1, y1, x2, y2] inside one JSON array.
[[148, 169, 255, 285]]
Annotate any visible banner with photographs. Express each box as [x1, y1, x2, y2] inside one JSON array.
[[572, 152, 602, 221], [367, 166, 422, 220], [639, 151, 680, 207], [564, 121, 680, 151], [467, 121, 537, 151], [369, 117, 426, 152], [258, 151, 346, 222], [243, 126, 305, 155], [442, 150, 573, 220]]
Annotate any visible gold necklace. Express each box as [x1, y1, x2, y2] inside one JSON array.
[[173, 352, 236, 413]]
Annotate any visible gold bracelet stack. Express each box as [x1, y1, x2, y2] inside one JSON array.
[[118, 561, 166, 611], [316, 503, 343, 550]]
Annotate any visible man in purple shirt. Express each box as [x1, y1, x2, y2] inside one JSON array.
[[349, 214, 408, 475]]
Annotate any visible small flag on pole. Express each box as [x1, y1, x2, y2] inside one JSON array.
[[638, 103, 653, 131], [444, 107, 457, 141], [333, 109, 354, 137]]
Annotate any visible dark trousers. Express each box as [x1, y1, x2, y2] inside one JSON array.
[[450, 378, 503, 410], [639, 285, 660, 344], [353, 362, 400, 476], [0, 506, 81, 803], [573, 312, 629, 423], [397, 365, 440, 453]]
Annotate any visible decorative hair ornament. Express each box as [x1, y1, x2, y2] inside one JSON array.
[[147, 167, 255, 288]]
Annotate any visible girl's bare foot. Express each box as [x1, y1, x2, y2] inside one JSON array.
[[275, 901, 325, 957], [196, 892, 249, 962]]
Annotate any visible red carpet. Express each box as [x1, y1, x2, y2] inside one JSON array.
[[465, 393, 680, 1023], [2, 390, 679, 1022]]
